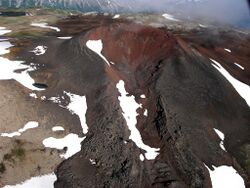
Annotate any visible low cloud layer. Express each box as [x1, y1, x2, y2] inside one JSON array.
[[119, 0, 250, 26], [1, 0, 249, 26]]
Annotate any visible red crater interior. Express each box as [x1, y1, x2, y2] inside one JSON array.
[[84, 23, 176, 67]]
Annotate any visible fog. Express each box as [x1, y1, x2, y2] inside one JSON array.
[[119, 0, 250, 27], [1, 0, 249, 26]]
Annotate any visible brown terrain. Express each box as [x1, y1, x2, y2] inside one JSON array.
[[0, 11, 249, 188]]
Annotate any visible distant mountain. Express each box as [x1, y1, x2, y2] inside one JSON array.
[[0, 0, 209, 13], [0, 0, 134, 12]]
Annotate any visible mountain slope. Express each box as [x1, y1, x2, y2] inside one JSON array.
[[49, 18, 249, 188], [0, 10, 249, 188]]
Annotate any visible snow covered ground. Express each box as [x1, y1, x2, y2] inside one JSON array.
[[49, 92, 88, 134], [113, 14, 120, 19], [4, 173, 57, 188], [52, 126, 65, 132], [224, 48, 232, 53], [30, 46, 47, 56], [116, 80, 160, 160], [0, 38, 43, 91], [206, 164, 245, 188], [0, 27, 88, 183], [210, 59, 250, 106], [0, 41, 13, 55], [234, 63, 245, 70], [0, 27, 11, 35], [140, 94, 146, 98], [43, 133, 85, 159], [213, 128, 226, 151], [1, 121, 39, 138], [31, 22, 60, 32], [0, 57, 43, 90], [162, 13, 179, 22], [43, 92, 88, 158], [64, 92, 88, 134], [86, 39, 110, 66], [57, 36, 72, 39]]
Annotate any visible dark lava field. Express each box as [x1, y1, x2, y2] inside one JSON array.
[[0, 8, 249, 188]]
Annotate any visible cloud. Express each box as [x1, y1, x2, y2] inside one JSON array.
[[119, 0, 250, 26]]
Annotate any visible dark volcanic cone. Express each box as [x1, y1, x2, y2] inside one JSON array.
[[13, 17, 249, 187]]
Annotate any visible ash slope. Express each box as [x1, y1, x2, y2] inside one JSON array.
[[9, 15, 250, 187]]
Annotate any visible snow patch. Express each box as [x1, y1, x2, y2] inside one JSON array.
[[1, 121, 39, 138], [83, 12, 98, 16], [0, 40, 43, 91], [41, 96, 47, 100], [224, 48, 232, 53], [0, 27, 11, 35], [57, 36, 72, 40], [3, 173, 56, 188], [214, 128, 226, 151], [48, 92, 88, 134], [140, 154, 145, 161], [31, 22, 60, 32], [29, 93, 38, 98], [86, 39, 110, 66], [0, 57, 43, 91], [234, 63, 244, 70], [30, 46, 47, 56], [0, 41, 13, 55], [113, 14, 120, 19], [52, 126, 65, 132], [210, 59, 250, 106], [43, 133, 85, 159], [140, 94, 146, 99], [143, 109, 148, 117], [0, 38, 9, 42], [43, 93, 88, 158], [89, 159, 96, 165], [49, 96, 62, 104], [64, 92, 88, 134], [205, 165, 245, 188], [19, 122, 39, 133], [199, 24, 207, 28], [162, 13, 179, 22], [116, 80, 160, 160], [0, 132, 21, 138]]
